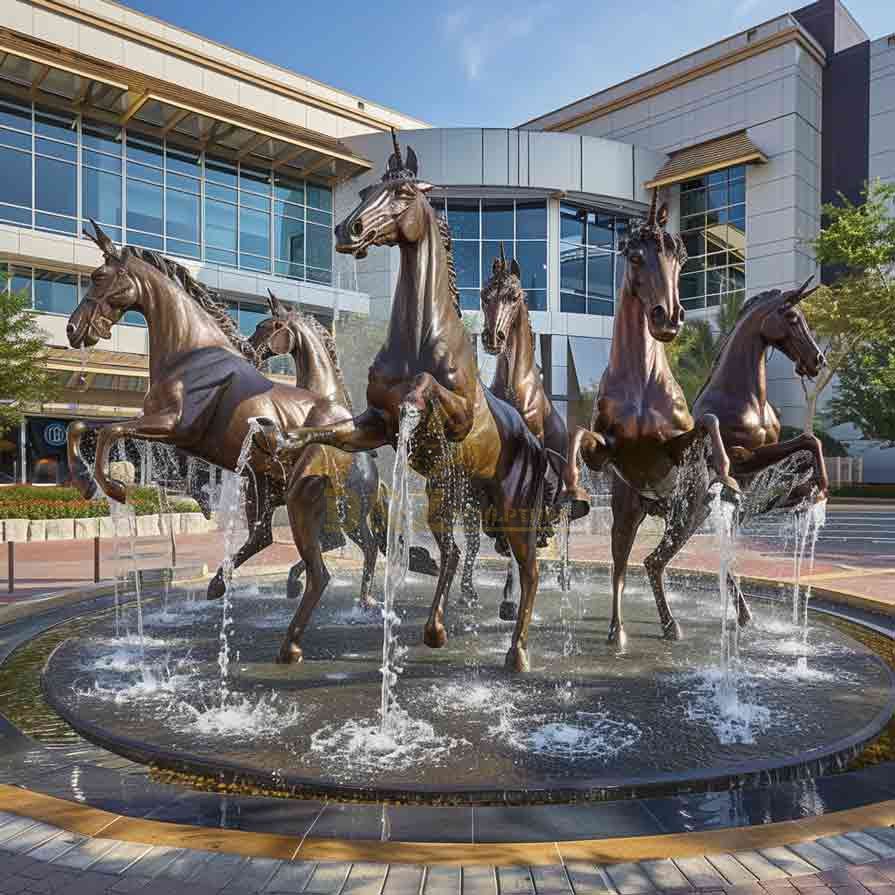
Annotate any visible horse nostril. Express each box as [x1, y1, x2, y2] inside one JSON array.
[[679, 308, 686, 323], [817, 352, 826, 367], [651, 306, 667, 326], [497, 330, 506, 343], [351, 220, 363, 238], [66, 323, 75, 336]]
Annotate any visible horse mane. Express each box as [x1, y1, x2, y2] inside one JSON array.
[[434, 213, 462, 319], [693, 288, 786, 401], [284, 308, 353, 413], [123, 246, 260, 367]]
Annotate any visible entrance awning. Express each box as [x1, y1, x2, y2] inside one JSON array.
[[0, 35, 372, 183], [645, 131, 767, 189]]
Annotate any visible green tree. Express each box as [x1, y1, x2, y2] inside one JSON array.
[[0, 274, 57, 429], [801, 180, 895, 433], [824, 335, 895, 447], [666, 290, 744, 404]]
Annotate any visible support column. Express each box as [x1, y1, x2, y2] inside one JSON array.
[[19, 420, 26, 483]]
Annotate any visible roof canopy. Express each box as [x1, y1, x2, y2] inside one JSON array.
[[645, 131, 767, 189]]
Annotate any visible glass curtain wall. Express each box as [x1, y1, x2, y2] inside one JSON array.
[[433, 198, 548, 312], [559, 203, 625, 316], [678, 165, 746, 311], [0, 94, 334, 285]]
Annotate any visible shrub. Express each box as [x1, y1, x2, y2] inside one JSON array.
[[0, 485, 199, 519], [832, 484, 895, 499]]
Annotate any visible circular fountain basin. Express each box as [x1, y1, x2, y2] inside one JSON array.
[[42, 565, 895, 804]]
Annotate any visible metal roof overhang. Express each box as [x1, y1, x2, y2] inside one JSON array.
[[428, 186, 649, 219], [645, 131, 767, 190], [0, 41, 371, 184]]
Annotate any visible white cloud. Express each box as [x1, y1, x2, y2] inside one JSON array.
[[441, 4, 552, 82]]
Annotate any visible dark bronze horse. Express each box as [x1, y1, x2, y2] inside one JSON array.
[[265, 137, 557, 671], [693, 279, 828, 504], [66, 224, 356, 664], [248, 290, 436, 608], [562, 194, 741, 647], [459, 245, 567, 617]]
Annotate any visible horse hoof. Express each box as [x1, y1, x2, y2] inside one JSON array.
[[561, 487, 591, 520], [206, 575, 225, 601], [498, 600, 517, 621], [663, 619, 683, 641], [409, 546, 439, 577], [504, 646, 530, 673], [423, 623, 447, 649], [276, 643, 303, 665], [608, 624, 628, 649]]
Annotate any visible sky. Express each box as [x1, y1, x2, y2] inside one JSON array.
[[120, 0, 893, 128]]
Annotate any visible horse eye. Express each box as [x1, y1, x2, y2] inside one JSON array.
[[629, 253, 643, 266]]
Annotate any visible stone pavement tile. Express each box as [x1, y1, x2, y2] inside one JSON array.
[[530, 865, 572, 894], [462, 866, 498, 895], [424, 867, 461, 895], [640, 860, 691, 891], [846, 834, 895, 860], [301, 862, 353, 895], [673, 858, 727, 890], [759, 849, 820, 879], [126, 846, 185, 878], [190, 852, 247, 890], [219, 857, 283, 894], [787, 882, 831, 895], [732, 853, 789, 882], [720, 885, 764, 895], [703, 855, 758, 886], [563, 864, 611, 895], [340, 862, 387, 895], [4, 824, 63, 857], [265, 860, 318, 894], [863, 834, 895, 854], [90, 841, 155, 875], [0, 875, 32, 895], [61, 870, 121, 895], [3, 855, 47, 880], [383, 865, 425, 895], [787, 843, 846, 872], [836, 867, 894, 886], [498, 867, 535, 895], [106, 877, 153, 894], [0, 820, 46, 850], [26, 830, 86, 864], [605, 863, 657, 894], [156, 848, 215, 881], [52, 837, 119, 871], [20, 870, 83, 895], [815, 838, 879, 866], [758, 882, 794, 893]]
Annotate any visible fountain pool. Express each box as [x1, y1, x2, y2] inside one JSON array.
[[41, 563, 895, 804]]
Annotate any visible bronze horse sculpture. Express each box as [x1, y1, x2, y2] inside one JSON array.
[[65, 223, 358, 664], [459, 245, 567, 618], [263, 136, 558, 671], [562, 193, 742, 648], [248, 290, 436, 608], [693, 280, 828, 506]]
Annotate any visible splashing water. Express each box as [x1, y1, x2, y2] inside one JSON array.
[[711, 485, 742, 712], [527, 713, 641, 761], [182, 692, 304, 739], [380, 404, 421, 734], [792, 499, 827, 671]]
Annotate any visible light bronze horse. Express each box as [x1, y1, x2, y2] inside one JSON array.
[[248, 290, 436, 609], [264, 137, 558, 671], [459, 245, 568, 618], [693, 279, 828, 505], [65, 224, 355, 664], [562, 194, 741, 647]]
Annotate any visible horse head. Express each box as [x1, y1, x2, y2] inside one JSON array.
[[67, 220, 138, 347], [249, 290, 297, 362], [619, 190, 687, 342], [335, 131, 434, 257], [760, 277, 825, 378], [481, 242, 525, 355]]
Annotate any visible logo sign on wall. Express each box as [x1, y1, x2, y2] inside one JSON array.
[[44, 422, 67, 447]]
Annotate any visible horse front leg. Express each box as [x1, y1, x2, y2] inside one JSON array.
[[609, 477, 646, 649], [503, 510, 539, 673], [561, 427, 610, 520], [271, 408, 390, 465], [691, 413, 741, 497], [207, 474, 273, 600], [404, 373, 475, 441], [733, 435, 829, 501]]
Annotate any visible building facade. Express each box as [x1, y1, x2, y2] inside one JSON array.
[[0, 0, 892, 483]]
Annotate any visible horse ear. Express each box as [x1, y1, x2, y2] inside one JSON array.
[[788, 276, 817, 305], [85, 218, 119, 261], [510, 258, 521, 278], [405, 145, 419, 177], [415, 180, 433, 193], [657, 203, 669, 229]]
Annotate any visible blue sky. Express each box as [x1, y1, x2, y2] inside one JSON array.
[[122, 0, 893, 128]]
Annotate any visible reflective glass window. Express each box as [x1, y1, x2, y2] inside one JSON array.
[[306, 223, 330, 276], [126, 134, 163, 168], [482, 200, 513, 240], [240, 207, 270, 259], [0, 146, 32, 209], [560, 204, 586, 244], [275, 177, 304, 205], [453, 240, 479, 289], [515, 201, 547, 239], [34, 107, 75, 143], [446, 200, 479, 240], [0, 128, 29, 151], [83, 168, 122, 228], [36, 157, 76, 217], [237, 304, 268, 337], [459, 289, 480, 311], [514, 241, 547, 291], [82, 120, 120, 154], [275, 215, 304, 263], [0, 98, 31, 133], [206, 200, 237, 251], [166, 189, 200, 243], [306, 182, 332, 212], [166, 145, 200, 178], [127, 179, 163, 234], [34, 269, 78, 315], [560, 244, 586, 294]]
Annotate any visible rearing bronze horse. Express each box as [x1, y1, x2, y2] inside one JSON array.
[[65, 225, 356, 664], [265, 137, 558, 672], [562, 194, 740, 647]]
